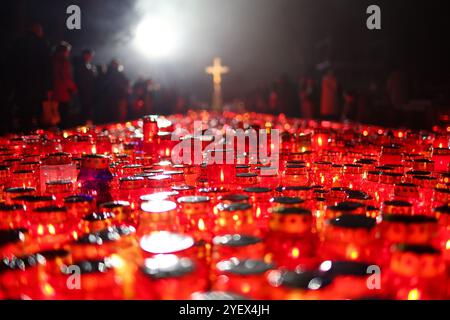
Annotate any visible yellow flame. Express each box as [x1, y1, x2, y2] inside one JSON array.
[[48, 224, 56, 235], [220, 169, 225, 182], [446, 239, 450, 250], [347, 246, 359, 260], [317, 136, 323, 146], [43, 283, 55, 297], [37, 224, 44, 236], [198, 218, 206, 231], [165, 148, 170, 157], [407, 288, 421, 300], [256, 207, 261, 218], [91, 145, 97, 154], [291, 247, 300, 258]]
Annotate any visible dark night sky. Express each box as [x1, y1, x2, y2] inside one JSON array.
[[1, 0, 450, 101]]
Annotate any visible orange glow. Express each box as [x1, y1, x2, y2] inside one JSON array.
[[363, 130, 368, 136], [346, 246, 359, 260], [446, 239, 450, 250], [91, 145, 97, 154], [165, 148, 170, 157], [220, 169, 225, 182], [407, 288, 421, 300], [43, 283, 55, 297], [317, 136, 323, 147], [241, 283, 251, 294], [398, 131, 404, 138]]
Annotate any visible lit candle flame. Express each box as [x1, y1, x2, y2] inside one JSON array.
[[317, 136, 323, 147], [48, 224, 56, 235], [198, 218, 205, 231], [407, 288, 421, 300]]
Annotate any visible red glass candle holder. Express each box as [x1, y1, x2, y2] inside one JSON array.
[[38, 248, 73, 299], [320, 215, 377, 263], [380, 214, 439, 246], [267, 269, 330, 300], [431, 148, 450, 172], [29, 206, 75, 250], [4, 187, 36, 204], [177, 195, 213, 242], [60, 259, 124, 299], [380, 144, 403, 165], [0, 253, 46, 299], [0, 228, 27, 258], [138, 200, 179, 234], [212, 234, 265, 266], [71, 225, 137, 262], [0, 203, 25, 229], [317, 260, 382, 299], [80, 211, 116, 234], [135, 254, 208, 299], [139, 231, 195, 258], [99, 200, 136, 227], [214, 202, 257, 236], [282, 164, 309, 186], [45, 180, 74, 204], [212, 258, 274, 299], [267, 206, 317, 269], [325, 201, 366, 219], [385, 244, 446, 300], [11, 195, 56, 213], [64, 194, 95, 221], [11, 169, 37, 189]]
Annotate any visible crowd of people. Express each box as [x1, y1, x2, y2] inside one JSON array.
[[1, 23, 437, 134], [2, 23, 164, 133], [243, 66, 420, 127]]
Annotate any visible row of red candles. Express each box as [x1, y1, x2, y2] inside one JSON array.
[[0, 112, 449, 300]]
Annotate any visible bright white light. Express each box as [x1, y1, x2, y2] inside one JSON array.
[[134, 16, 178, 58]]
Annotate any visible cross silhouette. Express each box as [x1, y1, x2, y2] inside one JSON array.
[[205, 57, 229, 85]]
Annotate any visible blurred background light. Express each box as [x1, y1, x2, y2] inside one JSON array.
[[134, 15, 179, 59]]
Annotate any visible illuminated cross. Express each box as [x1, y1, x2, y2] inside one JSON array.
[[205, 57, 229, 111]]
